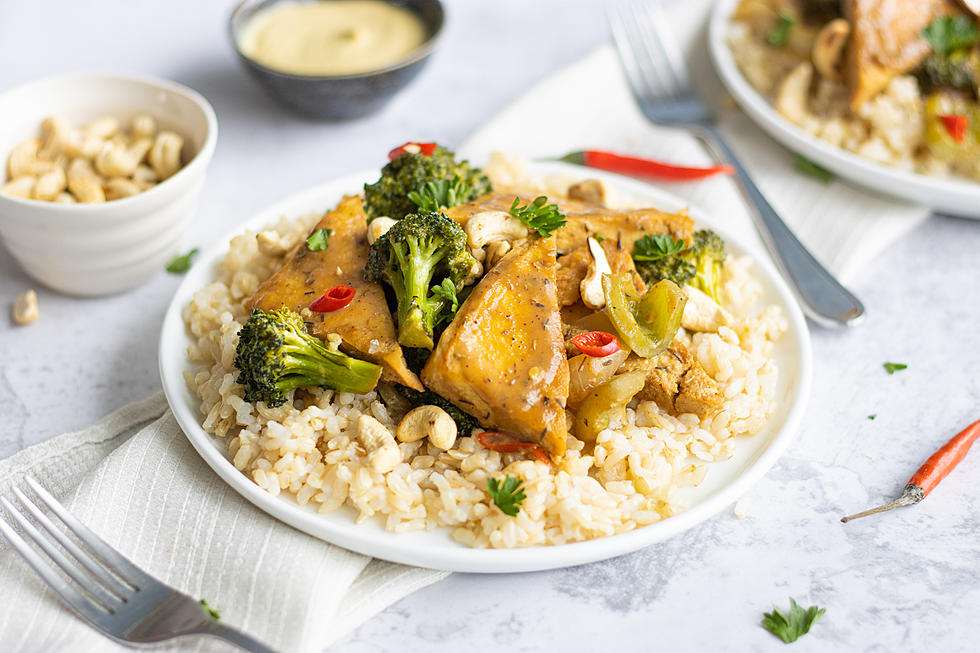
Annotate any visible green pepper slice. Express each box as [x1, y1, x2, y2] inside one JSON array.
[[602, 273, 686, 359]]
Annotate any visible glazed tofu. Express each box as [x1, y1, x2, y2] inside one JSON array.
[[619, 340, 723, 417], [248, 195, 423, 391], [421, 236, 570, 456]]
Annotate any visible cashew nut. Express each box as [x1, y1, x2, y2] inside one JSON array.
[[148, 131, 184, 180], [68, 177, 106, 203], [95, 140, 149, 178], [104, 177, 141, 201], [367, 216, 397, 244], [33, 167, 67, 201], [131, 114, 157, 140], [132, 164, 159, 190], [681, 285, 732, 332], [811, 19, 850, 81], [256, 230, 289, 256], [464, 210, 528, 250], [396, 405, 458, 449], [65, 131, 104, 159], [11, 290, 39, 326], [53, 191, 76, 204], [67, 157, 100, 183], [774, 62, 814, 125], [85, 117, 120, 140], [38, 116, 73, 160], [567, 179, 605, 204], [1, 176, 37, 199], [356, 414, 401, 473], [579, 237, 612, 310], [484, 240, 511, 268], [7, 139, 56, 178]]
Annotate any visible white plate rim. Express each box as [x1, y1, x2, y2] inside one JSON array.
[[707, 0, 980, 219], [159, 163, 813, 573]]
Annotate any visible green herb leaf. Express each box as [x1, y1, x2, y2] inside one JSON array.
[[408, 176, 473, 212], [430, 278, 459, 326], [767, 13, 795, 48], [632, 234, 687, 261], [867, 414, 877, 420], [922, 16, 980, 56], [166, 248, 199, 274], [593, 234, 606, 243], [508, 195, 567, 237], [883, 362, 907, 375], [306, 228, 332, 251], [794, 155, 833, 183], [487, 475, 526, 516], [200, 598, 220, 620], [761, 598, 825, 643]]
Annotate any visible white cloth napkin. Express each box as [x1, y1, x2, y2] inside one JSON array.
[[0, 3, 933, 652]]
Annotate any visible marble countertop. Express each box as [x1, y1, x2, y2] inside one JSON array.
[[1, 1, 978, 651]]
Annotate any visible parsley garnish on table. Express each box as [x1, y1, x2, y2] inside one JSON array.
[[867, 414, 877, 420], [166, 248, 199, 274], [883, 362, 907, 375], [200, 598, 221, 620], [794, 155, 833, 183], [508, 196, 567, 237], [761, 598, 825, 643], [487, 475, 526, 516], [922, 16, 980, 55], [306, 228, 332, 251], [632, 233, 687, 261]]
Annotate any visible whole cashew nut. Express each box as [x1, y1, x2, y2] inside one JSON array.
[[812, 19, 850, 81]]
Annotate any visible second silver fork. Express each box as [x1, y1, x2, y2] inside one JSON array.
[[609, 0, 865, 327]]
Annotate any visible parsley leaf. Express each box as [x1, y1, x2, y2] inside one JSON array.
[[922, 16, 980, 56], [767, 13, 794, 48], [508, 195, 567, 237], [200, 598, 220, 620], [306, 228, 332, 251], [408, 176, 473, 212], [761, 598, 825, 643], [867, 414, 877, 420], [632, 234, 687, 261], [593, 234, 606, 243], [794, 155, 833, 183], [883, 362, 907, 375], [166, 248, 199, 274], [487, 475, 526, 516], [430, 278, 459, 326]]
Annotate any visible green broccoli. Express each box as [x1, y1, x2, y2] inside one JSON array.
[[916, 50, 980, 98], [363, 146, 492, 221], [632, 229, 727, 304], [234, 307, 381, 407], [364, 212, 476, 349]]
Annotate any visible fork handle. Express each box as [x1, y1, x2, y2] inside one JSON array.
[[695, 127, 865, 326], [200, 621, 279, 653]]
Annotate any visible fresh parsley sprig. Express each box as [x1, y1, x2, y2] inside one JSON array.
[[632, 234, 687, 261], [487, 475, 526, 516], [761, 598, 825, 643], [508, 196, 567, 237], [883, 362, 907, 375], [922, 16, 980, 56], [409, 177, 473, 212], [794, 155, 833, 183], [306, 228, 332, 251], [166, 248, 199, 274], [767, 13, 794, 48], [430, 278, 459, 326]]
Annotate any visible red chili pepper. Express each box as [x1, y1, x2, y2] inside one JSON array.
[[558, 150, 734, 181], [841, 418, 980, 522], [938, 114, 969, 143], [477, 431, 551, 465], [571, 331, 621, 357], [387, 142, 438, 161], [310, 286, 356, 312]]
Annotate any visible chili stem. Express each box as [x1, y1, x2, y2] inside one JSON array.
[[840, 483, 923, 522]]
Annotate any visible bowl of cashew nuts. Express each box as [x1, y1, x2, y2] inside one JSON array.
[[0, 73, 217, 296]]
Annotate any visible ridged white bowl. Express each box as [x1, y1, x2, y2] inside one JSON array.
[[0, 73, 218, 295]]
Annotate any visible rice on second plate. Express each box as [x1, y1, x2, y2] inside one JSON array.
[[182, 168, 785, 548]]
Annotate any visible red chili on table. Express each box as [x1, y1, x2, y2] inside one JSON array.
[[310, 285, 356, 312], [387, 141, 438, 161], [558, 150, 734, 181], [841, 418, 980, 522], [477, 431, 551, 465], [570, 331, 621, 357], [938, 114, 969, 143]]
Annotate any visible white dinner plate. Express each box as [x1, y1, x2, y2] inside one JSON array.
[[708, 0, 980, 219], [158, 162, 812, 572]]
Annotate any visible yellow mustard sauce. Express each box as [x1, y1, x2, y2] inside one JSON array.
[[239, 0, 427, 76]]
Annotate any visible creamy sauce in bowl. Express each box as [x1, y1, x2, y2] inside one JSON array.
[[238, 0, 428, 76]]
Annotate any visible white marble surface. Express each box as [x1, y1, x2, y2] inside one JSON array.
[[1, 1, 979, 651]]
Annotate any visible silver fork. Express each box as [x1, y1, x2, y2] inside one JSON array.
[[0, 476, 277, 652], [609, 1, 865, 327]]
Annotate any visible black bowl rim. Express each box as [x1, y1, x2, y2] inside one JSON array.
[[228, 0, 445, 82]]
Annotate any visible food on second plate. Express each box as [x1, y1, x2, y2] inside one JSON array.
[[183, 146, 785, 548], [237, 0, 428, 76], [728, 0, 980, 181], [1, 114, 185, 203]]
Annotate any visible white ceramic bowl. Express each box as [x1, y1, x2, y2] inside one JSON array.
[[0, 73, 218, 295]]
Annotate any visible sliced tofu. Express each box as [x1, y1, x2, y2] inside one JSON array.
[[619, 340, 722, 418], [248, 195, 423, 391], [421, 236, 569, 456], [844, 0, 950, 109]]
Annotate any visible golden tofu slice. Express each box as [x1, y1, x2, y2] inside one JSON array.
[[619, 340, 722, 417], [248, 195, 423, 391], [421, 236, 570, 456]]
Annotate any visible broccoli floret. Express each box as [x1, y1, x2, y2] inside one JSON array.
[[397, 386, 481, 435], [632, 229, 727, 304], [916, 51, 980, 98], [234, 307, 381, 407], [363, 146, 492, 221], [364, 212, 476, 349]]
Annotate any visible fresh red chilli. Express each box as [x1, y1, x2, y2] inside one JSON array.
[[558, 149, 734, 180], [310, 285, 356, 312], [938, 114, 969, 143], [570, 331, 621, 357], [477, 431, 551, 465], [387, 141, 438, 160]]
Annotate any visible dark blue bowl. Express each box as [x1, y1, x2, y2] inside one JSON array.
[[229, 0, 444, 121]]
